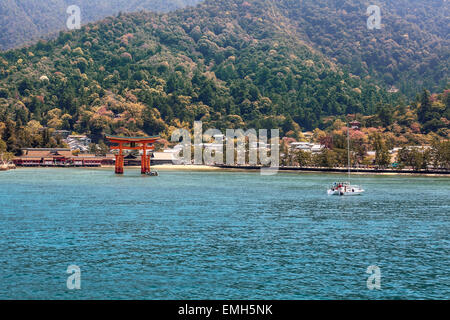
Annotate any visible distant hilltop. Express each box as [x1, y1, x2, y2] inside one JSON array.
[[0, 0, 203, 50]]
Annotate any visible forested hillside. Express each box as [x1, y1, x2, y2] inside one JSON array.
[[0, 0, 395, 141], [0, 0, 202, 50], [278, 0, 449, 97], [0, 0, 448, 156], [2, 0, 448, 95]]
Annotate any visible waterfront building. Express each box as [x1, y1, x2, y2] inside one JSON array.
[[122, 154, 141, 166], [152, 152, 177, 165], [102, 154, 116, 166], [13, 148, 115, 167], [72, 154, 104, 167], [14, 148, 73, 166]]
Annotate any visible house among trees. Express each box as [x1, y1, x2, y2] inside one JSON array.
[[52, 130, 71, 139], [387, 86, 400, 93], [350, 121, 361, 130], [290, 142, 325, 153], [301, 132, 314, 141], [66, 135, 92, 152]]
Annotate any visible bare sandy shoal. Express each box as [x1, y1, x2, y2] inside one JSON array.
[[100, 164, 221, 171], [152, 164, 221, 171]]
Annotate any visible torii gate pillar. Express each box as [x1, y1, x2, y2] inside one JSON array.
[[115, 142, 125, 174]]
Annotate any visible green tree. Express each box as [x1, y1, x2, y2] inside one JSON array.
[[0, 139, 6, 153], [431, 140, 450, 169], [3, 120, 20, 154], [418, 89, 432, 124], [313, 149, 337, 168], [377, 105, 393, 127], [372, 133, 391, 168], [42, 128, 51, 147], [397, 147, 412, 169], [295, 150, 311, 167], [0, 136, 14, 162], [280, 140, 290, 166], [98, 141, 109, 156]]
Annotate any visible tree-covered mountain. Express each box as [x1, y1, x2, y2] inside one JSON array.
[[2, 0, 448, 95], [0, 0, 202, 50], [0, 0, 448, 155], [277, 0, 449, 97]]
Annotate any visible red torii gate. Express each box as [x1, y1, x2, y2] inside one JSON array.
[[106, 135, 159, 174]]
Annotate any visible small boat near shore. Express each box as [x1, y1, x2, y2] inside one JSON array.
[[327, 124, 364, 196]]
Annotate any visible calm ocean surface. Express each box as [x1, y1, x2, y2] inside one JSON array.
[[0, 168, 448, 299]]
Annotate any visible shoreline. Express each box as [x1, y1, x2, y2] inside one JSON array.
[[9, 164, 450, 176], [216, 165, 450, 177]]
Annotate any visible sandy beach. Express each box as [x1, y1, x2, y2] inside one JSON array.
[[152, 164, 222, 171], [98, 164, 222, 171]]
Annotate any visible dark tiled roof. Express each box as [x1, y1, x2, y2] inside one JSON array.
[[106, 135, 159, 141]]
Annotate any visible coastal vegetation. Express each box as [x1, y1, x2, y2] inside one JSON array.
[[279, 134, 450, 170]]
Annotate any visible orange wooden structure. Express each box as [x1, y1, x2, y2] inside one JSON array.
[[106, 135, 159, 174]]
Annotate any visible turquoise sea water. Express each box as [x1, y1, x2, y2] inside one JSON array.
[[0, 168, 449, 299]]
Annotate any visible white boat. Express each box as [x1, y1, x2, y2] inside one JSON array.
[[327, 182, 364, 196], [327, 124, 365, 196]]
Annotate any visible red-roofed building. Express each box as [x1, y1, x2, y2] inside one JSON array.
[[13, 148, 115, 167]]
